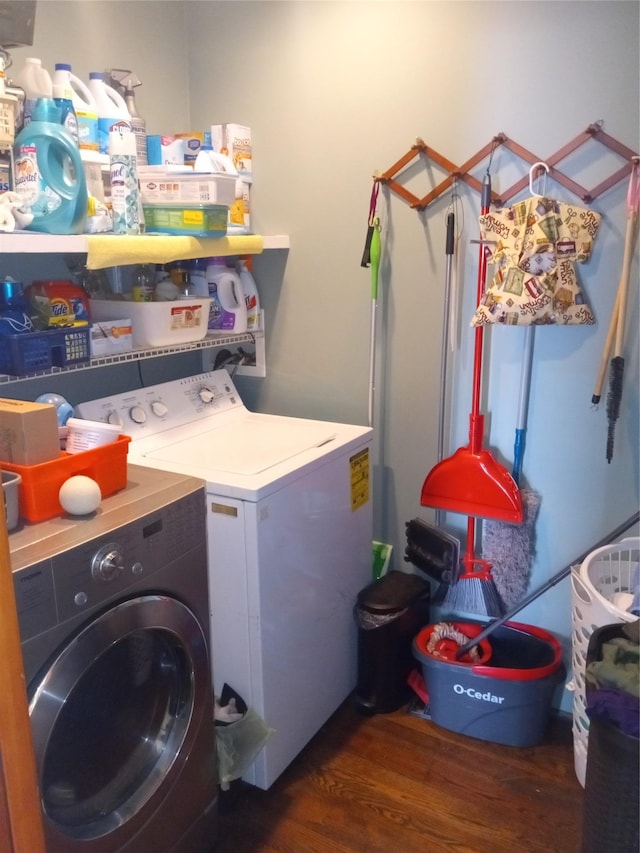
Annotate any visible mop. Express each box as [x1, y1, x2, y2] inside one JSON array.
[[481, 164, 549, 612], [482, 323, 541, 611]]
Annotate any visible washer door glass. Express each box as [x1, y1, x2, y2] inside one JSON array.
[[29, 595, 209, 841]]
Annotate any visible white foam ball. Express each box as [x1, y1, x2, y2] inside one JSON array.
[[59, 476, 102, 516]]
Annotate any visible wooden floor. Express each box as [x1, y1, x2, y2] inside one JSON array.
[[214, 698, 584, 853]]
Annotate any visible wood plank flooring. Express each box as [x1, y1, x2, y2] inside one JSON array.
[[214, 698, 584, 853]]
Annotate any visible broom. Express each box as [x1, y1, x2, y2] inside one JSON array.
[[442, 173, 504, 618]]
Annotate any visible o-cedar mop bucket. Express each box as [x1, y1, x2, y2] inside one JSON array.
[[413, 620, 565, 747]]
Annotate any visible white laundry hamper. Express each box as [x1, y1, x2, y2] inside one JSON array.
[[570, 536, 639, 787]]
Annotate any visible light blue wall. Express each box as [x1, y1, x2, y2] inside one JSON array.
[[4, 1, 639, 714], [185, 0, 640, 712]]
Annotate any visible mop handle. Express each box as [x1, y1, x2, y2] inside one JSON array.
[[437, 211, 456, 463], [455, 510, 640, 659], [512, 325, 535, 485]]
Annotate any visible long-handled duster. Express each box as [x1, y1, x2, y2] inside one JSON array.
[[605, 158, 640, 462]]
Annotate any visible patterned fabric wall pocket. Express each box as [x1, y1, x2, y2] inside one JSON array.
[[472, 196, 602, 326]]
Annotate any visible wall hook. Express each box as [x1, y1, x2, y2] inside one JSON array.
[[529, 161, 550, 196]]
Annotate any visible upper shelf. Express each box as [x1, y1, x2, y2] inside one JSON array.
[[0, 232, 290, 269]]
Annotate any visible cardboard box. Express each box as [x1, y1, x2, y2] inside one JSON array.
[[175, 131, 212, 165], [0, 399, 60, 466], [90, 319, 134, 357], [211, 123, 252, 178], [228, 178, 251, 234]]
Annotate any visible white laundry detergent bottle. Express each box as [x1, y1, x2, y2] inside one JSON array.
[[12, 57, 52, 131], [237, 258, 261, 332], [194, 144, 238, 175], [88, 72, 130, 156], [53, 64, 98, 153], [206, 258, 247, 333]]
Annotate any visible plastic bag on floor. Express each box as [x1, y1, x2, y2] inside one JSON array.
[[214, 684, 275, 790]]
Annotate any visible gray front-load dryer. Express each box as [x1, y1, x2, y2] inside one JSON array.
[[11, 466, 218, 853]]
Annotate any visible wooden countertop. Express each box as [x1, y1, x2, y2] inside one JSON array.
[[8, 464, 206, 571]]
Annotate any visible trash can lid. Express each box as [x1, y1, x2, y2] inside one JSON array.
[[357, 570, 430, 614]]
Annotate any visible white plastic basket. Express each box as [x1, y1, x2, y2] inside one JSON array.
[[570, 536, 639, 787]]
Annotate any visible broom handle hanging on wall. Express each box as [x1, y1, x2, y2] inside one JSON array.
[[613, 158, 640, 361]]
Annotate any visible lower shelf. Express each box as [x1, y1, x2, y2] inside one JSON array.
[[0, 332, 261, 384]]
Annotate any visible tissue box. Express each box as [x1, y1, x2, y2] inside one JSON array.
[[90, 319, 134, 357], [211, 123, 252, 177], [0, 399, 60, 466], [146, 135, 185, 166]]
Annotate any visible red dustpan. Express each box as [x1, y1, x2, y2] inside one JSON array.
[[421, 174, 523, 524]]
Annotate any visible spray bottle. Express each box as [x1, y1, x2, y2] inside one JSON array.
[[109, 123, 143, 234], [107, 69, 147, 166]]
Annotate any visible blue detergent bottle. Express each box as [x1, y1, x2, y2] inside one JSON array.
[[13, 97, 88, 234]]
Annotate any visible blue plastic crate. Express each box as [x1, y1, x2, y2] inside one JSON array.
[[0, 327, 91, 376]]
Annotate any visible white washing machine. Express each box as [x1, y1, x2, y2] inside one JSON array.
[[78, 369, 373, 789]]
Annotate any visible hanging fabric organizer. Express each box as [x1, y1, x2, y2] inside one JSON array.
[[375, 123, 638, 210]]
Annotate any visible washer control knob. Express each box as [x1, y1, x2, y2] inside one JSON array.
[[198, 387, 214, 404], [150, 400, 168, 418], [129, 405, 147, 425], [91, 543, 125, 582], [74, 591, 88, 607], [131, 561, 144, 575], [107, 410, 123, 427]]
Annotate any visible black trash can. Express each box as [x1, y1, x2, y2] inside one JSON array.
[[581, 620, 639, 853], [354, 570, 430, 715]]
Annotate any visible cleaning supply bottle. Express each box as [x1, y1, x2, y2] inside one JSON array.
[[12, 57, 52, 131], [237, 258, 261, 331], [206, 258, 247, 333], [108, 70, 147, 167], [194, 143, 238, 175], [109, 124, 143, 234], [0, 55, 18, 155], [13, 97, 88, 235], [52, 63, 98, 153], [131, 264, 155, 301], [52, 82, 78, 145], [88, 72, 130, 156], [185, 258, 209, 296]]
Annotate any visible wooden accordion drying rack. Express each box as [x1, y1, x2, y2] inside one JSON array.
[[375, 122, 639, 209]]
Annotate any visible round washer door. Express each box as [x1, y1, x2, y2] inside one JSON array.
[[29, 594, 210, 845]]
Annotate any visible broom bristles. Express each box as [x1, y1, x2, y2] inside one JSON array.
[[442, 575, 504, 618], [606, 355, 625, 463]]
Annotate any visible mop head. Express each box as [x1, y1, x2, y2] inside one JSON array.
[[482, 488, 541, 611], [426, 622, 483, 662]]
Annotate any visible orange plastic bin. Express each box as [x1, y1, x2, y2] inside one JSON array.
[[2, 434, 130, 522]]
